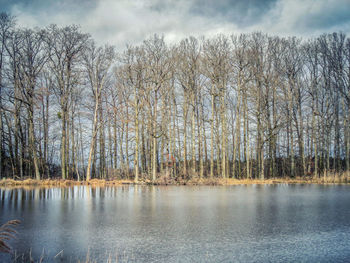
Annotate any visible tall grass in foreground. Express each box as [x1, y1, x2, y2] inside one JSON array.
[[0, 220, 20, 253], [10, 249, 133, 263]]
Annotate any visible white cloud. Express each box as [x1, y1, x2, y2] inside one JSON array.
[[255, 0, 350, 36], [9, 0, 350, 49]]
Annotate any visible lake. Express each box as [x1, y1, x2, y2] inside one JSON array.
[[1, 184, 350, 262]]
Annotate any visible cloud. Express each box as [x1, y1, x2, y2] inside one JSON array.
[[5, 0, 350, 49], [189, 0, 278, 27], [257, 0, 350, 36]]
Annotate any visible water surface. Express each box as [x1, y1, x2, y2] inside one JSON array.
[[1, 184, 350, 262]]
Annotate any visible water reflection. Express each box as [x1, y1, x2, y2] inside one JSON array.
[[1, 185, 350, 262]]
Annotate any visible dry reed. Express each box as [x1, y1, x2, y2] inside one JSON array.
[[1, 172, 349, 188], [0, 220, 20, 254]]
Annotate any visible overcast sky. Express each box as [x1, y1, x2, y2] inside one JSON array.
[[2, 0, 350, 48]]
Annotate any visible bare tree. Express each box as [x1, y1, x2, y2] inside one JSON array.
[[0, 13, 15, 178], [15, 29, 47, 180], [45, 25, 89, 179], [143, 35, 172, 182], [83, 41, 115, 181]]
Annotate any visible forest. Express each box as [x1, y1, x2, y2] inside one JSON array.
[[0, 12, 349, 182]]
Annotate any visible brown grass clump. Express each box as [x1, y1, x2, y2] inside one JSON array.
[[88, 179, 106, 185], [185, 177, 282, 185], [86, 179, 133, 186], [185, 177, 225, 185], [21, 179, 39, 185], [0, 220, 20, 254], [0, 179, 16, 186]]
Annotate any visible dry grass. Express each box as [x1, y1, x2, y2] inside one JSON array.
[[0, 178, 134, 188], [1, 172, 349, 188], [11, 249, 131, 263], [0, 220, 20, 254], [153, 172, 350, 186]]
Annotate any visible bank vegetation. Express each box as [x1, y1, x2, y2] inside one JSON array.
[[0, 13, 349, 183]]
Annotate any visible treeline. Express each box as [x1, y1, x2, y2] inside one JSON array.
[[0, 13, 349, 181]]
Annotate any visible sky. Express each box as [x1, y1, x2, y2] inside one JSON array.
[[1, 0, 350, 48]]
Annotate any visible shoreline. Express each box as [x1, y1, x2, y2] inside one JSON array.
[[1, 175, 349, 188]]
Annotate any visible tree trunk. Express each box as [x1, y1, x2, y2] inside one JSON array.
[[210, 92, 215, 178], [134, 88, 139, 182], [152, 93, 158, 182], [86, 96, 99, 181], [28, 108, 40, 180], [61, 109, 67, 179], [191, 96, 196, 176], [221, 92, 226, 178], [183, 99, 188, 177]]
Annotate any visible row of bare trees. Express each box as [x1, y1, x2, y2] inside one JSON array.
[[0, 13, 349, 181]]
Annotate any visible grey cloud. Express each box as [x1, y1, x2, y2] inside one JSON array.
[[257, 0, 350, 36], [3, 0, 350, 49], [2, 0, 95, 14], [189, 0, 278, 27], [294, 1, 350, 31]]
